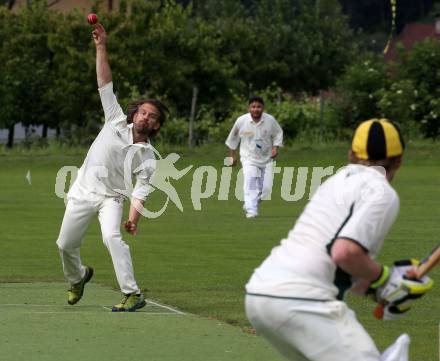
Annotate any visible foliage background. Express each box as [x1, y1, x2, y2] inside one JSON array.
[[0, 0, 439, 147]]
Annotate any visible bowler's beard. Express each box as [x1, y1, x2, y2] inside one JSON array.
[[132, 124, 154, 142], [134, 122, 153, 136]]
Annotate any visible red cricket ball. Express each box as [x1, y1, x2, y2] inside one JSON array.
[[87, 13, 98, 25]]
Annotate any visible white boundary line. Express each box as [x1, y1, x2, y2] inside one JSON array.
[[101, 306, 182, 315], [145, 299, 187, 315], [0, 301, 186, 315], [0, 310, 180, 315], [102, 300, 187, 315], [0, 283, 187, 316]]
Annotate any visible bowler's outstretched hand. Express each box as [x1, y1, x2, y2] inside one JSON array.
[[124, 220, 138, 236]]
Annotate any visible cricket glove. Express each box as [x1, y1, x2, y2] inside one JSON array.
[[370, 259, 434, 319]]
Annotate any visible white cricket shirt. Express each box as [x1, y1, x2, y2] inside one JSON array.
[[246, 164, 400, 300], [68, 82, 156, 202], [225, 113, 283, 167]]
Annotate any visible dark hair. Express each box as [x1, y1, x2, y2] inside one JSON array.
[[248, 95, 264, 105], [126, 99, 169, 138]]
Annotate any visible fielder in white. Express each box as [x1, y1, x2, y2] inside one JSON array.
[[225, 96, 283, 218], [245, 119, 433, 361], [56, 24, 168, 312]]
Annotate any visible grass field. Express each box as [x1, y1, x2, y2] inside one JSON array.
[[0, 142, 439, 360]]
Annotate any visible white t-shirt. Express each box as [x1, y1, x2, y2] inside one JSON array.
[[68, 82, 156, 202], [246, 164, 399, 300], [225, 113, 283, 167]]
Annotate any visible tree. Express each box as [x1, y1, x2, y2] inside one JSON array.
[[332, 53, 389, 128], [243, 0, 356, 93], [0, 1, 60, 147], [398, 39, 440, 138], [47, 9, 101, 144], [0, 7, 18, 147]]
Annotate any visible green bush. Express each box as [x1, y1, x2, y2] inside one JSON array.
[[332, 54, 389, 128], [155, 117, 189, 146], [0, 0, 357, 147], [273, 100, 319, 141], [332, 41, 440, 139], [195, 110, 234, 145], [376, 79, 420, 138], [154, 87, 337, 146], [398, 39, 440, 138]]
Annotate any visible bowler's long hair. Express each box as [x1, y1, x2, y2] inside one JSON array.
[[126, 99, 169, 138]]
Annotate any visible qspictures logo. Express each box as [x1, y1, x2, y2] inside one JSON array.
[[54, 144, 387, 218]]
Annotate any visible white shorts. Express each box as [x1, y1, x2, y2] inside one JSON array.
[[245, 294, 381, 361]]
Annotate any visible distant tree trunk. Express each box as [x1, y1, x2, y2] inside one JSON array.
[[108, 0, 113, 11], [319, 90, 325, 141], [42, 124, 48, 138], [7, 124, 15, 148], [188, 86, 198, 147], [7, 0, 15, 10]]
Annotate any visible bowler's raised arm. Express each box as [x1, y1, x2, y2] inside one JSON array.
[[92, 23, 112, 88]]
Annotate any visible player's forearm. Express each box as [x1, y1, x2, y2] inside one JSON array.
[[349, 278, 372, 295], [96, 44, 112, 88], [228, 148, 238, 165], [331, 238, 382, 282], [128, 198, 145, 224]]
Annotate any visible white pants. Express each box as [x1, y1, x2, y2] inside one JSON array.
[[242, 161, 274, 215], [56, 197, 140, 295], [245, 295, 409, 361]]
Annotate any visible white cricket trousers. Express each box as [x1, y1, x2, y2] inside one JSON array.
[[245, 295, 410, 361], [56, 197, 140, 295], [242, 161, 274, 215]]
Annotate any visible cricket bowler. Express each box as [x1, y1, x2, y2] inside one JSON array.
[[56, 23, 168, 312]]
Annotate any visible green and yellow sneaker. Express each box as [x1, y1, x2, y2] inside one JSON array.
[[67, 266, 94, 305], [111, 293, 146, 312]]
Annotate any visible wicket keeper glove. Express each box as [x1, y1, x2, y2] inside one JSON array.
[[370, 259, 434, 318]]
